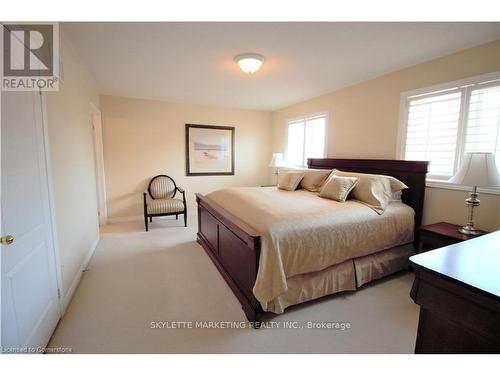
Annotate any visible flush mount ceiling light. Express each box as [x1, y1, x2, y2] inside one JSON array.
[[234, 53, 265, 74]]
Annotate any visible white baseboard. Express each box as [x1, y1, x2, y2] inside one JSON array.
[[107, 210, 196, 224], [62, 236, 100, 313]]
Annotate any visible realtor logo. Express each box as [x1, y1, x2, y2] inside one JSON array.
[[2, 23, 59, 91]]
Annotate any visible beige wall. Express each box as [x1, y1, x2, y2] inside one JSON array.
[[271, 40, 500, 231], [46, 36, 100, 305], [101, 95, 272, 219]]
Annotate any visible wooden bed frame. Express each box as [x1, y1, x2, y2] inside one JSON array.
[[196, 158, 429, 322]]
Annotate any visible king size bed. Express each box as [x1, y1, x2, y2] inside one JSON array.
[[196, 158, 429, 322]]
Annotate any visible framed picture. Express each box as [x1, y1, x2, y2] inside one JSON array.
[[185, 124, 235, 176]]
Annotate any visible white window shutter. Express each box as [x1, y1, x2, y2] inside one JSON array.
[[286, 120, 305, 167], [404, 91, 462, 178], [303, 116, 326, 165], [286, 114, 326, 167], [464, 84, 500, 170]]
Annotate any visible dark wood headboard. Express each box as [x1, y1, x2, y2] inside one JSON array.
[[308, 158, 429, 228]]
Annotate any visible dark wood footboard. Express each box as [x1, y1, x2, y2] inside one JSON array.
[[196, 193, 263, 322]]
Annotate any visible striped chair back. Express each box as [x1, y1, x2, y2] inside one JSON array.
[[148, 175, 176, 199]]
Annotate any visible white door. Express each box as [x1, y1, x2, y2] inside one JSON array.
[[1, 90, 61, 351]]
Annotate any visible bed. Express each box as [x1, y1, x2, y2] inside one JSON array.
[[196, 158, 429, 322]]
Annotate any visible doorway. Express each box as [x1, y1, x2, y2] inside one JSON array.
[[90, 103, 107, 226]]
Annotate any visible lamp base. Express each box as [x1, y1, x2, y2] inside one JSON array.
[[458, 186, 482, 236], [458, 226, 482, 236]]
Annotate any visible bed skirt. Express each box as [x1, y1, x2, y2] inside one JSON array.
[[264, 243, 414, 314]]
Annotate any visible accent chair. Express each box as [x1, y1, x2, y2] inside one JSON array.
[[143, 175, 187, 231]]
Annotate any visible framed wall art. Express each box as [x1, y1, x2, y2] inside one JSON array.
[[185, 124, 235, 176]]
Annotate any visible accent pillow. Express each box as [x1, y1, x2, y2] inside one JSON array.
[[278, 171, 305, 191], [318, 175, 359, 202], [331, 169, 408, 213], [300, 169, 332, 192]]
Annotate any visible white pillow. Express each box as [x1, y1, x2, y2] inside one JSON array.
[[331, 169, 408, 213], [390, 191, 403, 202]]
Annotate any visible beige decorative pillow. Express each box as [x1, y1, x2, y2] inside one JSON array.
[[331, 169, 408, 213], [300, 169, 332, 192], [278, 171, 305, 191], [319, 175, 359, 202]]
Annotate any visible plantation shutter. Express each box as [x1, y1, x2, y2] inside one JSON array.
[[464, 83, 500, 169], [404, 91, 462, 178]]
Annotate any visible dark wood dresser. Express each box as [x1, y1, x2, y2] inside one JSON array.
[[410, 230, 500, 353]]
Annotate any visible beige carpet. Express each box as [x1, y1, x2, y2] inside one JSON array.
[[47, 214, 419, 353]]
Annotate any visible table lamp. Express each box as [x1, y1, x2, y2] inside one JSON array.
[[448, 152, 500, 235], [269, 153, 285, 185]]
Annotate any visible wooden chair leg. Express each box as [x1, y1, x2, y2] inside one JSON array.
[[176, 214, 178, 220], [149, 216, 152, 223], [184, 211, 187, 227], [144, 214, 149, 232]]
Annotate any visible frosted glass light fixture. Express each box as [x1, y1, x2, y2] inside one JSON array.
[[234, 53, 264, 74]]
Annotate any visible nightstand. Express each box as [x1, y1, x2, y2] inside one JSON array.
[[417, 222, 488, 254]]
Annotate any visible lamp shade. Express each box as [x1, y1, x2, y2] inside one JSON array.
[[269, 153, 285, 168], [448, 152, 500, 187]]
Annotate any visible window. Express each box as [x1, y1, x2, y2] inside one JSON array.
[[286, 113, 327, 166], [464, 85, 500, 163], [399, 73, 500, 180], [404, 91, 462, 177]]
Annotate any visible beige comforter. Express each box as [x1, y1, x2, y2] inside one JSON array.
[[206, 187, 414, 311]]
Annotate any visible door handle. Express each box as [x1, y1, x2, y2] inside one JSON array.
[[0, 235, 14, 245]]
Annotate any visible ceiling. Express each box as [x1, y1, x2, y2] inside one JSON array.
[[64, 22, 500, 111]]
